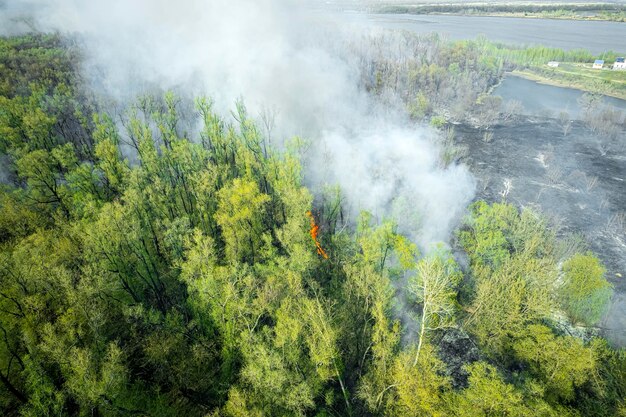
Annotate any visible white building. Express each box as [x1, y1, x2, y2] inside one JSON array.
[[547, 61, 559, 67], [614, 57, 626, 70]]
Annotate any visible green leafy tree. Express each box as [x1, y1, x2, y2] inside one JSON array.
[[512, 324, 598, 402], [408, 249, 461, 365], [450, 362, 563, 417], [386, 344, 451, 417], [215, 178, 271, 264], [560, 253, 613, 325]]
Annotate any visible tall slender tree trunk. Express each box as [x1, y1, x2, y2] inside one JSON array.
[[0, 371, 26, 403], [414, 304, 427, 367], [334, 361, 352, 416]]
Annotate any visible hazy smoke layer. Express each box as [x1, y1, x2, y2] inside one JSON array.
[[1, 0, 475, 248]]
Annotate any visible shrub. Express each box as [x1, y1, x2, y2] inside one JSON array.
[[560, 253, 613, 325]]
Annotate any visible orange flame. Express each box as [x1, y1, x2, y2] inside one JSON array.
[[306, 211, 329, 259]]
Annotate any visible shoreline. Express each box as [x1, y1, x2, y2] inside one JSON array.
[[378, 11, 625, 23], [374, 4, 626, 23], [507, 69, 626, 101]]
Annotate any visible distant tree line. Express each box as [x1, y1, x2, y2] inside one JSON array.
[[378, 3, 626, 22], [353, 32, 621, 126]]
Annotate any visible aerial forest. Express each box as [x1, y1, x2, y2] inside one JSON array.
[[0, 33, 624, 417]]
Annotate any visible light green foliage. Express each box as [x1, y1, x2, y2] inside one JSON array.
[[350, 216, 412, 412], [459, 201, 519, 268], [216, 178, 270, 264], [467, 254, 557, 353], [20, 357, 67, 417], [180, 233, 341, 416], [560, 253, 613, 325], [451, 362, 548, 417], [458, 201, 618, 415], [93, 113, 129, 195], [582, 340, 626, 416], [512, 324, 597, 401], [430, 115, 446, 128], [58, 343, 127, 410], [461, 202, 565, 353], [408, 249, 461, 364], [0, 88, 57, 153], [16, 148, 71, 217], [408, 91, 431, 119], [0, 188, 46, 241], [386, 344, 450, 417]]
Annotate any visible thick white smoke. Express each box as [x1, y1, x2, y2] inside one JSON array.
[[1, 0, 475, 248]]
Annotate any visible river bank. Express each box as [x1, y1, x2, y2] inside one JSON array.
[[376, 3, 626, 22], [510, 67, 626, 101], [340, 12, 626, 54]]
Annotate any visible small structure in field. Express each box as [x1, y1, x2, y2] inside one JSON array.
[[592, 59, 604, 69], [613, 57, 626, 70], [547, 61, 559, 67]]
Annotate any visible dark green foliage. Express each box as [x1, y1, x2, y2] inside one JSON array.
[[0, 34, 75, 98]]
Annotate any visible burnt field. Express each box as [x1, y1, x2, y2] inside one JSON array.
[[456, 117, 626, 344]]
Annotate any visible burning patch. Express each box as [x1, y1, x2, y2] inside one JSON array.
[[306, 210, 329, 259]]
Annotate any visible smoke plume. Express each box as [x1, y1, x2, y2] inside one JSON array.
[[1, 0, 475, 248]]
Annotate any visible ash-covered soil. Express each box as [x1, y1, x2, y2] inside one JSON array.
[[456, 118, 626, 345]]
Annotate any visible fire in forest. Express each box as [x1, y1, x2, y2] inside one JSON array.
[[306, 211, 329, 259]]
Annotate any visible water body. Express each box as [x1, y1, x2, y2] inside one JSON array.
[[341, 13, 626, 54], [494, 75, 626, 119]]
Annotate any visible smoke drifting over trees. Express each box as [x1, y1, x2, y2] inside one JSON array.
[[1, 0, 475, 247], [2, 2, 624, 416]]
